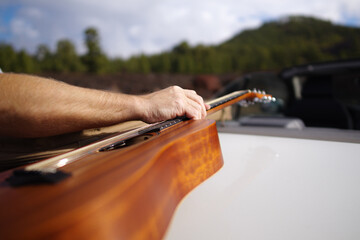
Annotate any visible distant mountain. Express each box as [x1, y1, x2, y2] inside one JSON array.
[[214, 16, 360, 71]]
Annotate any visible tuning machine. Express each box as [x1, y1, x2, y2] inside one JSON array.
[[261, 96, 276, 103]]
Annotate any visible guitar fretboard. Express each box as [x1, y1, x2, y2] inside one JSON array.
[[138, 117, 185, 135], [138, 90, 250, 135], [207, 90, 249, 109]]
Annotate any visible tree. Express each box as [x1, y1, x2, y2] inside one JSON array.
[[35, 44, 54, 72], [173, 41, 191, 54], [15, 50, 35, 73], [138, 54, 151, 74], [82, 27, 108, 73], [0, 43, 17, 72], [54, 39, 85, 72], [159, 53, 171, 73], [171, 41, 195, 73]]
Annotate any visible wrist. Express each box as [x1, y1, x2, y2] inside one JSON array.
[[130, 95, 148, 122]]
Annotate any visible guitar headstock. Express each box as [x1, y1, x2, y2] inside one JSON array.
[[206, 89, 276, 115], [238, 89, 276, 107]]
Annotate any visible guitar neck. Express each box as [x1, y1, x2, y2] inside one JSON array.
[[22, 90, 274, 173], [206, 90, 250, 115]]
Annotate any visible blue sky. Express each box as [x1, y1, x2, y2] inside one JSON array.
[[0, 4, 19, 38], [0, 0, 359, 58]]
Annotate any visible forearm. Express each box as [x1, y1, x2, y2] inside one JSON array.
[[0, 73, 208, 138], [0, 73, 142, 137]]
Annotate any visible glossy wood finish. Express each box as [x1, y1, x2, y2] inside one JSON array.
[[0, 119, 223, 240]]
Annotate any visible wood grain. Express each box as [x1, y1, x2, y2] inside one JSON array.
[[0, 119, 223, 240]]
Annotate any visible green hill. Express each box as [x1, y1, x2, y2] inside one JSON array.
[[215, 16, 360, 71], [138, 15, 360, 74]]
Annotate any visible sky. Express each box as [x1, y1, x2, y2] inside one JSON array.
[[0, 0, 359, 58]]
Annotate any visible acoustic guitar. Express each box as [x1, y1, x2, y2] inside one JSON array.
[[0, 90, 274, 240]]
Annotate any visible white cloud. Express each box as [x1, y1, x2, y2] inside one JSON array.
[[11, 19, 35, 37], [3, 0, 360, 58]]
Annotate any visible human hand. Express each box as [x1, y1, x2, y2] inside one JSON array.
[[139, 86, 210, 123]]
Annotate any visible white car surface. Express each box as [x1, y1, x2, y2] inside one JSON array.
[[165, 127, 360, 240]]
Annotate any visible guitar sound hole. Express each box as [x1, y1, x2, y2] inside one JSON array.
[[99, 134, 154, 152]]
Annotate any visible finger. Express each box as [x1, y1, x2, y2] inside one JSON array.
[[205, 103, 211, 110], [184, 90, 207, 118], [184, 98, 204, 120], [187, 98, 206, 119], [184, 90, 203, 105]]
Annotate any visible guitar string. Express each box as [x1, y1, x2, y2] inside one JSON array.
[[25, 90, 270, 172]]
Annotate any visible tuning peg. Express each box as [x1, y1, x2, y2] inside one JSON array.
[[260, 96, 269, 103]]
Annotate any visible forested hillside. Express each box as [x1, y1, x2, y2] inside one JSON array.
[[217, 16, 360, 71], [0, 16, 359, 74]]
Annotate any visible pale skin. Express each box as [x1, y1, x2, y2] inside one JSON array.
[[0, 73, 210, 138]]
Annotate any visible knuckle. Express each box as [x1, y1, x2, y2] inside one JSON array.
[[170, 86, 184, 98], [171, 85, 181, 92], [189, 90, 196, 95]]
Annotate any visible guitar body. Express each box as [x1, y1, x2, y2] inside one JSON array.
[[0, 119, 223, 240]]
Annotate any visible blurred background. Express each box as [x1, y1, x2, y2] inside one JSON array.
[[1, 0, 360, 130]]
